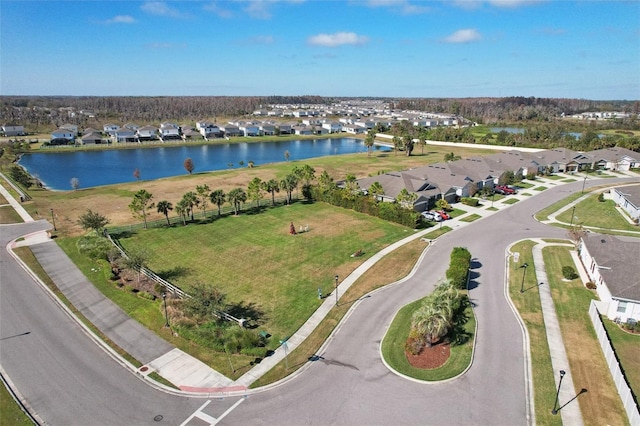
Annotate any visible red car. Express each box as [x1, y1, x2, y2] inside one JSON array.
[[437, 210, 450, 220], [495, 185, 516, 195]]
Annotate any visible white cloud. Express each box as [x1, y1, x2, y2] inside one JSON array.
[[140, 2, 189, 18], [240, 0, 306, 20], [362, 0, 430, 15], [203, 1, 234, 18], [488, 0, 544, 8], [235, 35, 275, 45], [442, 29, 482, 43], [104, 15, 136, 24], [308, 32, 370, 47]]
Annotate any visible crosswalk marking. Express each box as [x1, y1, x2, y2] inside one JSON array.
[[180, 397, 245, 426]]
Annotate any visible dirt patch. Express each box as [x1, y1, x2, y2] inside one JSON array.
[[405, 342, 450, 369]]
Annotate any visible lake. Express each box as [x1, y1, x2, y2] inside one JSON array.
[[19, 138, 388, 190]]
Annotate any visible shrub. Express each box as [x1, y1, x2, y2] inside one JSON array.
[[598, 193, 605, 202], [585, 282, 596, 290], [138, 291, 156, 300], [460, 197, 479, 207], [154, 283, 165, 295], [446, 247, 472, 289], [562, 266, 579, 280], [124, 285, 137, 293]]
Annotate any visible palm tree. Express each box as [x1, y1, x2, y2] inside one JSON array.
[[181, 191, 198, 221], [392, 135, 402, 156], [247, 177, 263, 208], [364, 128, 375, 157], [129, 189, 154, 229], [175, 199, 188, 225], [368, 181, 384, 201], [262, 179, 280, 206], [280, 174, 298, 205], [209, 189, 226, 216], [412, 303, 450, 347], [196, 184, 210, 216], [156, 200, 173, 226], [227, 187, 247, 215], [396, 188, 417, 209]]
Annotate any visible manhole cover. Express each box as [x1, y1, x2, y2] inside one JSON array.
[[154, 414, 163, 422]]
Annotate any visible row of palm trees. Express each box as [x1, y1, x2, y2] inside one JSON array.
[[134, 164, 321, 228], [407, 280, 465, 354]]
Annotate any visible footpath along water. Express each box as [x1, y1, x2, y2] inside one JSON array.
[[19, 138, 388, 190]]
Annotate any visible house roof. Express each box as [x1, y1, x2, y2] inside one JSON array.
[[582, 234, 640, 302], [588, 147, 640, 162], [613, 185, 640, 209]]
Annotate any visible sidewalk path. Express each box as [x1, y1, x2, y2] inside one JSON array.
[[3, 169, 640, 396], [0, 172, 34, 223], [529, 240, 584, 425]]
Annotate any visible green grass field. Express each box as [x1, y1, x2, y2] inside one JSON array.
[[602, 320, 640, 403], [556, 194, 638, 231], [542, 246, 627, 425], [380, 295, 475, 381], [115, 202, 410, 342], [459, 213, 481, 222], [0, 384, 33, 426]]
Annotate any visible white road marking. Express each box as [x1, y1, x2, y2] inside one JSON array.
[[180, 397, 246, 426]]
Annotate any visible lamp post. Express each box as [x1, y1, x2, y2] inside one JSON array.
[[520, 263, 528, 293], [162, 292, 169, 328], [569, 206, 576, 228], [334, 275, 339, 306], [551, 370, 566, 415], [50, 208, 57, 231]]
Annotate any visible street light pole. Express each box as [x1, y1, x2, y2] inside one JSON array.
[[162, 292, 169, 328], [334, 275, 339, 306], [569, 206, 576, 228], [581, 172, 588, 193], [520, 263, 528, 293], [50, 208, 57, 231], [551, 370, 566, 415]]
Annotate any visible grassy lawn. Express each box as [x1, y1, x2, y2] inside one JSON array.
[[502, 198, 519, 205], [380, 295, 475, 381], [509, 240, 561, 426], [0, 384, 33, 426], [16, 146, 497, 237], [459, 213, 482, 222], [253, 231, 451, 387], [0, 204, 23, 224], [602, 320, 640, 404], [533, 186, 547, 191], [545, 175, 565, 180], [520, 192, 532, 197], [542, 246, 627, 426], [562, 178, 577, 183], [485, 206, 499, 211], [556, 194, 639, 231], [534, 192, 584, 222], [515, 181, 535, 189], [111, 202, 411, 346]]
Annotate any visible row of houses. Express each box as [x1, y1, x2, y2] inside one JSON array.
[[354, 146, 640, 213]]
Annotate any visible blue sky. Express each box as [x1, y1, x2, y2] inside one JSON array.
[[1, 0, 638, 99]]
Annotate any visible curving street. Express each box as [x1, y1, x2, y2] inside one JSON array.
[[1, 175, 637, 425]]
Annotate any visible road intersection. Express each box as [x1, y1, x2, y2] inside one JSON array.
[[1, 172, 638, 425]]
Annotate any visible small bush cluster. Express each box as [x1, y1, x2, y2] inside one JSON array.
[[460, 197, 479, 207], [562, 266, 579, 280], [446, 247, 472, 289], [585, 282, 596, 290]]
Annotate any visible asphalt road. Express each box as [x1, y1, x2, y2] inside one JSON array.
[[1, 176, 636, 425]]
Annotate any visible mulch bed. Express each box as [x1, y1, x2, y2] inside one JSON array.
[[405, 342, 450, 369]]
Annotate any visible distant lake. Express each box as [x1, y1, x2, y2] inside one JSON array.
[[490, 127, 525, 134], [19, 138, 387, 190]]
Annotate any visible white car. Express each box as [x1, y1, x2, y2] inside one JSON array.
[[421, 211, 442, 222]]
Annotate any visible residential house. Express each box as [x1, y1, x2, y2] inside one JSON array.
[[51, 129, 75, 145], [322, 122, 343, 133], [259, 123, 276, 136], [589, 147, 640, 171], [123, 123, 140, 131], [293, 124, 313, 136], [159, 122, 181, 141], [114, 127, 138, 143], [536, 148, 590, 174], [485, 150, 544, 178], [356, 171, 441, 211], [277, 123, 293, 135], [81, 132, 103, 145], [1, 124, 25, 136], [103, 124, 120, 135], [137, 125, 157, 141], [578, 234, 640, 323], [239, 122, 260, 137], [199, 123, 222, 139], [60, 123, 78, 136], [611, 186, 640, 221], [343, 124, 366, 135], [181, 127, 200, 140], [219, 124, 241, 137]]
